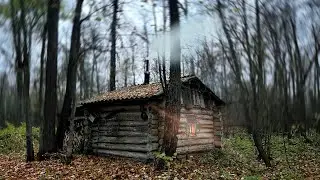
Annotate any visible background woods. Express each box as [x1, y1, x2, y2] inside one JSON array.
[[0, 0, 318, 172]]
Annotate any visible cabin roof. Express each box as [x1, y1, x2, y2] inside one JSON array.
[[81, 83, 162, 104], [80, 75, 225, 106]]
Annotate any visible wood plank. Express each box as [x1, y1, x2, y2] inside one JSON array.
[[180, 108, 213, 115], [180, 118, 213, 125], [91, 136, 158, 144], [198, 119, 213, 125], [92, 131, 148, 137], [176, 144, 214, 154], [92, 120, 156, 127], [196, 114, 213, 120], [98, 105, 141, 112], [198, 128, 214, 133], [91, 126, 149, 132], [116, 112, 142, 120], [94, 119, 159, 126], [177, 139, 214, 147], [200, 124, 214, 129], [94, 149, 149, 160], [178, 124, 214, 130], [177, 132, 214, 140], [92, 143, 158, 152]]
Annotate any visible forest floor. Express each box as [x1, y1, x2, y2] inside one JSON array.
[[0, 125, 320, 180]]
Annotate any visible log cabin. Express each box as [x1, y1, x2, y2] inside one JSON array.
[[75, 75, 225, 161]]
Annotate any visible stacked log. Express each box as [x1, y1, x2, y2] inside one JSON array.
[[176, 107, 219, 155], [89, 105, 158, 161]]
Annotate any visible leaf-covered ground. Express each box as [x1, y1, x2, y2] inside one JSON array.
[[0, 126, 320, 179]]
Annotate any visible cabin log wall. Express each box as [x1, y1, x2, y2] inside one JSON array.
[[89, 104, 158, 161], [176, 107, 218, 155]]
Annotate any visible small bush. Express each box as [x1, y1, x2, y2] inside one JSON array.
[[153, 152, 177, 170], [0, 123, 39, 154]]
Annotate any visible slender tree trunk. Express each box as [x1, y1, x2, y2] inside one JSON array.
[[65, 97, 77, 164], [10, 0, 23, 125], [90, 56, 95, 95], [80, 53, 90, 99], [109, 0, 118, 91], [24, 56, 34, 161], [0, 74, 6, 128], [39, 23, 47, 123], [39, 0, 60, 157], [56, 0, 84, 150], [16, 69, 23, 125], [143, 19, 150, 58], [95, 59, 100, 93], [19, 0, 34, 161], [162, 0, 181, 156], [124, 58, 129, 87], [130, 39, 136, 85], [161, 0, 167, 86]]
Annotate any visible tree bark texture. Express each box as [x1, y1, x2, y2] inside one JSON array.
[[19, 0, 34, 161], [162, 0, 181, 156], [56, 0, 84, 150], [39, 0, 60, 157], [109, 0, 118, 91], [39, 23, 47, 124]]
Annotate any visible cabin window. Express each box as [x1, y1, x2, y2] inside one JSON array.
[[192, 90, 205, 107], [189, 123, 197, 136], [182, 88, 206, 108], [186, 114, 198, 136]]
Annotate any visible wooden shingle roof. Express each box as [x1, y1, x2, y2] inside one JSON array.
[[80, 75, 225, 105], [80, 83, 163, 104]]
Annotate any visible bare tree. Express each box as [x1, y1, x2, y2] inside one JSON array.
[[216, 0, 271, 166]]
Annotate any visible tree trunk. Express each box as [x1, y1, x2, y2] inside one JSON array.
[[162, 0, 181, 156], [95, 58, 100, 93], [19, 0, 34, 161], [0, 74, 6, 128], [23, 56, 34, 162], [39, 23, 47, 124], [130, 40, 136, 85], [39, 0, 60, 157], [10, 0, 23, 125], [16, 69, 23, 125], [124, 58, 129, 87], [252, 130, 271, 167], [64, 94, 77, 164], [56, 0, 84, 150], [109, 0, 118, 91]]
